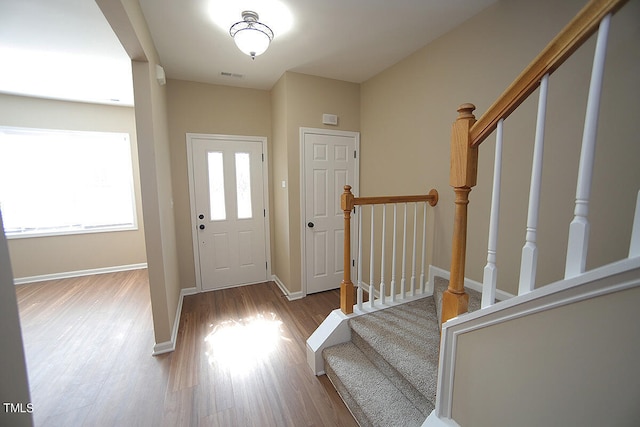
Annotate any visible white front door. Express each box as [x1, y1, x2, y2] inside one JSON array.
[[301, 128, 359, 294], [188, 134, 268, 291]]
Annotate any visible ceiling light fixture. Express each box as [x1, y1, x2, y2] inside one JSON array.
[[229, 11, 274, 60]]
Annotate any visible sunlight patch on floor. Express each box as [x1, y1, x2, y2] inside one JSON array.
[[204, 312, 284, 376]]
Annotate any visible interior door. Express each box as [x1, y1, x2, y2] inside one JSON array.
[[302, 129, 359, 294], [190, 135, 268, 291]]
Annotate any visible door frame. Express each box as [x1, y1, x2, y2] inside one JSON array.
[[299, 127, 360, 297], [186, 133, 271, 292]]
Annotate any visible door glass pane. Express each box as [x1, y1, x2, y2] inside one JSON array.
[[235, 152, 252, 219], [208, 152, 226, 221]]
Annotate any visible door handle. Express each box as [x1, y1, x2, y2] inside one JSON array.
[[199, 214, 205, 220], [308, 222, 314, 228], [199, 224, 205, 230]]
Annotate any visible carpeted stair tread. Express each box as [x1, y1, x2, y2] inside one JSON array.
[[348, 297, 441, 405], [350, 330, 434, 416], [323, 341, 426, 427], [322, 276, 485, 425]]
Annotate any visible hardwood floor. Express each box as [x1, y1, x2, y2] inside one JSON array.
[[15, 270, 357, 426]]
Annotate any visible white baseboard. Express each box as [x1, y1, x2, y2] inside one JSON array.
[[151, 340, 174, 356], [428, 265, 515, 301], [272, 274, 303, 301], [422, 411, 460, 427], [152, 286, 197, 356], [14, 263, 148, 285]]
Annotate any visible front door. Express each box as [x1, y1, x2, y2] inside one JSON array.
[[188, 134, 268, 291], [302, 128, 359, 294]]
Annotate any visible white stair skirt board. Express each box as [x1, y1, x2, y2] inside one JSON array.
[[434, 257, 640, 422], [306, 309, 352, 375], [272, 274, 303, 301], [428, 265, 515, 302], [629, 190, 640, 258], [153, 286, 198, 356], [13, 263, 148, 285], [422, 410, 460, 427]]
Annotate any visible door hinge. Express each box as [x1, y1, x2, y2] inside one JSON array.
[[263, 209, 266, 217], [266, 262, 268, 270], [354, 150, 356, 159], [352, 260, 355, 267], [262, 153, 264, 162]]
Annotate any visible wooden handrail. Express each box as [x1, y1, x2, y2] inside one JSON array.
[[339, 185, 439, 314], [349, 190, 439, 208], [469, 0, 628, 147], [444, 0, 629, 325]]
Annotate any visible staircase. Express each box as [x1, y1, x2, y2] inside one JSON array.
[[322, 277, 482, 427]]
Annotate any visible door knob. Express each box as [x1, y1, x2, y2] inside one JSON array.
[[199, 214, 204, 219], [199, 224, 205, 230], [308, 222, 314, 228]]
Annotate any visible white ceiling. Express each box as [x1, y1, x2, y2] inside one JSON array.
[[0, 0, 497, 104], [0, 0, 134, 105]]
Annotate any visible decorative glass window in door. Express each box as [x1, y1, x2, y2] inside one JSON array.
[[207, 151, 226, 221], [235, 152, 252, 219]]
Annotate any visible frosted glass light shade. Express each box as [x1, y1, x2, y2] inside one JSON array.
[[233, 28, 271, 58]]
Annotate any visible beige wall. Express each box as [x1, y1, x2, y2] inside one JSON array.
[[271, 75, 291, 288], [0, 94, 146, 279], [165, 73, 360, 295], [452, 284, 640, 426], [273, 72, 360, 294], [361, 0, 640, 295], [99, 0, 181, 346], [165, 79, 272, 289]]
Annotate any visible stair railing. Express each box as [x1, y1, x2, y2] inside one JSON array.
[[443, 0, 630, 324], [339, 185, 438, 314]]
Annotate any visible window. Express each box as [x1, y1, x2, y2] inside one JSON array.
[[207, 151, 226, 221], [235, 152, 252, 219], [0, 127, 137, 238]]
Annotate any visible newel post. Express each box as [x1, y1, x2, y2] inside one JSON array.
[[443, 103, 478, 324], [340, 185, 355, 314]]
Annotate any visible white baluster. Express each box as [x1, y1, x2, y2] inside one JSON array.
[[565, 14, 612, 278], [380, 204, 387, 305], [410, 203, 418, 296], [518, 73, 549, 295], [630, 190, 640, 258], [357, 205, 363, 310], [401, 203, 408, 299], [482, 119, 504, 308], [420, 202, 427, 294], [369, 205, 375, 308], [390, 204, 398, 302]]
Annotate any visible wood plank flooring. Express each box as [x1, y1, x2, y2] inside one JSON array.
[[15, 270, 356, 426]]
